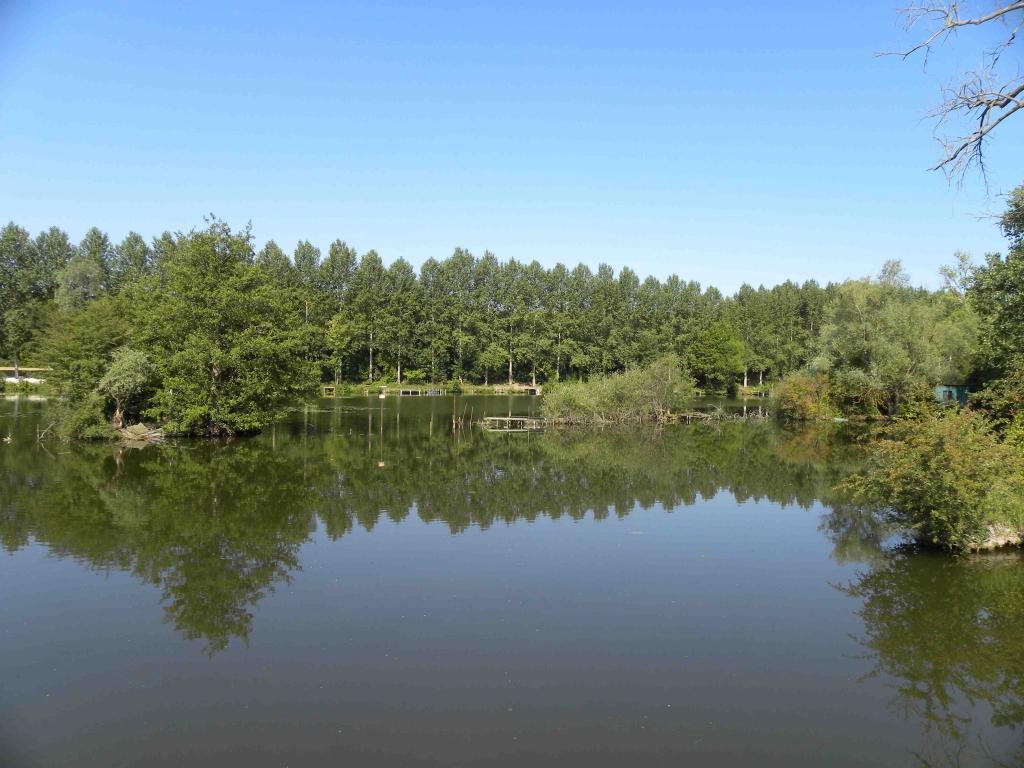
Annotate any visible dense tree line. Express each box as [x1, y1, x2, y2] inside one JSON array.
[[3, 209, 1005, 437], [0, 217, 832, 397]]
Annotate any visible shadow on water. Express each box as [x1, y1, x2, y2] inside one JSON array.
[[3, 395, 1024, 764]]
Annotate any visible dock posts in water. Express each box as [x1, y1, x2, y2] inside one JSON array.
[[481, 416, 546, 432]]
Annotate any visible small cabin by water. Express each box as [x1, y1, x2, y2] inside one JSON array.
[[934, 384, 968, 407]]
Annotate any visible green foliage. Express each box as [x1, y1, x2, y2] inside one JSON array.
[[3, 305, 35, 371], [7, 211, 1016, 445], [972, 355, 1024, 446], [968, 185, 1024, 393], [689, 320, 744, 388], [348, 249, 387, 382], [96, 347, 152, 428], [771, 373, 836, 420], [845, 409, 1024, 551], [809, 261, 973, 416], [0, 222, 65, 367], [542, 355, 696, 423], [109, 231, 153, 293], [2, 218, 846, 397], [127, 219, 319, 436], [1001, 182, 1024, 251], [55, 391, 119, 440], [324, 313, 355, 384], [41, 296, 128, 438]]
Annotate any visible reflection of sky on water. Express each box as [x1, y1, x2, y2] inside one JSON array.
[[1, 397, 1021, 767]]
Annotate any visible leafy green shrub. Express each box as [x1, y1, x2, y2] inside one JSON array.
[[53, 391, 118, 440], [542, 355, 695, 423], [401, 368, 427, 384], [771, 373, 836, 420], [894, 383, 943, 419], [971, 355, 1024, 446], [96, 347, 151, 429], [845, 409, 1024, 551]]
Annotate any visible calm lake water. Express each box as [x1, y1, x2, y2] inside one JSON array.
[[2, 395, 1023, 767]]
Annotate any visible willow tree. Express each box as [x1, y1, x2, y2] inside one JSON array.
[[811, 261, 972, 415]]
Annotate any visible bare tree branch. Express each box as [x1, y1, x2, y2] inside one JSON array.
[[879, 1, 1024, 189]]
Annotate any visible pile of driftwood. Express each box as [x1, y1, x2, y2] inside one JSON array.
[[118, 423, 165, 443]]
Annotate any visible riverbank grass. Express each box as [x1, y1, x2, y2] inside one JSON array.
[[541, 356, 696, 424]]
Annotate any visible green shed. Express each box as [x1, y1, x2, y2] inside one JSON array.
[[934, 384, 968, 407]]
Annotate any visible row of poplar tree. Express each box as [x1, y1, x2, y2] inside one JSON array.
[[0, 219, 832, 389]]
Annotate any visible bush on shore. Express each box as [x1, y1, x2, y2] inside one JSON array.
[[844, 408, 1024, 551], [770, 374, 836, 420], [772, 372, 942, 421], [541, 355, 696, 424]]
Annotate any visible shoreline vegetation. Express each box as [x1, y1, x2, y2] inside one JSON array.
[[541, 355, 693, 424], [2, 183, 1024, 551], [539, 355, 769, 425]]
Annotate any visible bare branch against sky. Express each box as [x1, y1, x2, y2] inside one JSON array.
[[881, 1, 1024, 190]]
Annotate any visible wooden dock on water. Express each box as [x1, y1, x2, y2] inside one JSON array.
[[321, 386, 449, 397], [492, 384, 542, 395], [481, 416, 546, 432]]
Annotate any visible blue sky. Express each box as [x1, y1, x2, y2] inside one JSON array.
[[1, 0, 1022, 293]]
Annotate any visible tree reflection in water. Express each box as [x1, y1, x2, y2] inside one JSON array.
[[3, 402, 1024, 765], [1, 410, 856, 653], [835, 543, 1024, 765]]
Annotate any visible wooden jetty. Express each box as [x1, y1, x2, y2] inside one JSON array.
[[359, 386, 448, 396], [492, 384, 542, 396], [481, 416, 546, 432]]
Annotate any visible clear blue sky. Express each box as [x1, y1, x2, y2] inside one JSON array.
[[1, 0, 1022, 293]]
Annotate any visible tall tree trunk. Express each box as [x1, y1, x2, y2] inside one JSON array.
[[369, 334, 374, 383], [12, 349, 18, 380], [532, 362, 536, 387], [743, 370, 748, 388], [759, 370, 763, 386], [556, 332, 562, 381], [458, 326, 464, 383], [397, 351, 402, 385], [508, 352, 513, 386], [888, 388, 900, 417]]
